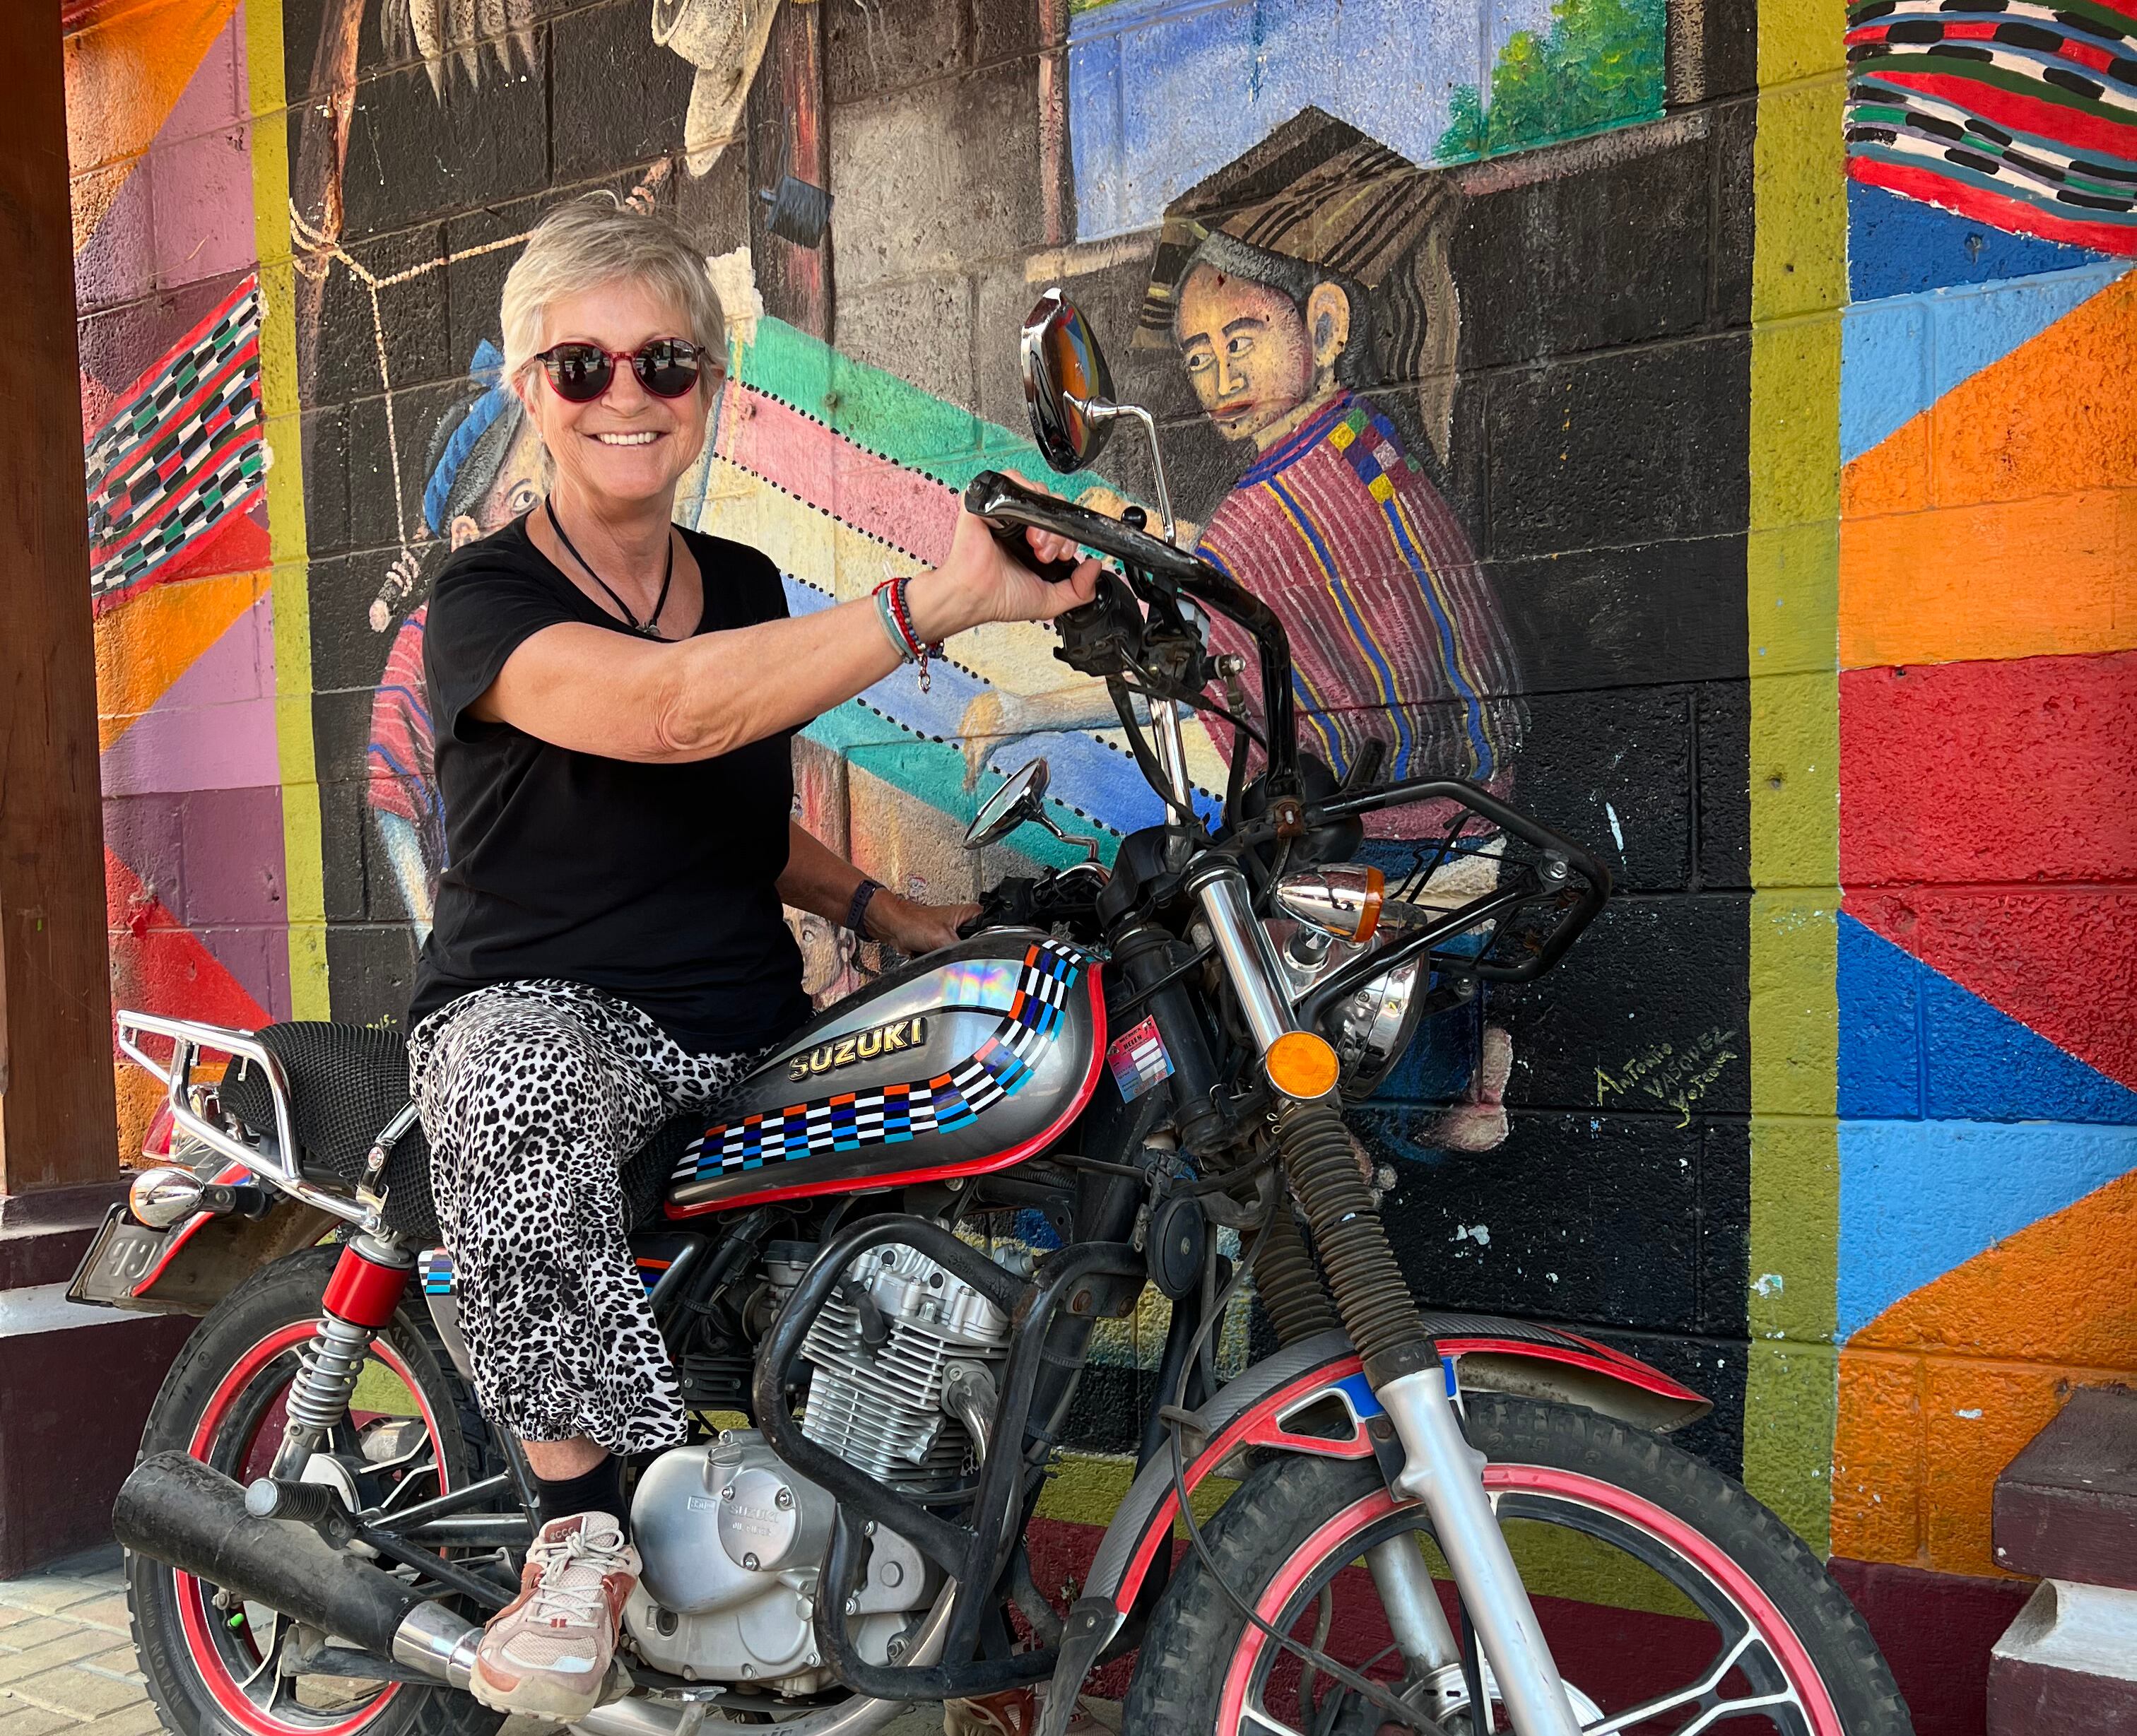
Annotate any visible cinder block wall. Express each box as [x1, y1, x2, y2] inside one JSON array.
[[64, 0, 2132, 1726]]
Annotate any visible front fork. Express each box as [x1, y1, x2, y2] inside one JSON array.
[[1189, 860, 1585, 1736], [268, 1232, 416, 1482]]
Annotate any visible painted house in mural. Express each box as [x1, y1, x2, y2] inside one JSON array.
[[62, 0, 2132, 1723]]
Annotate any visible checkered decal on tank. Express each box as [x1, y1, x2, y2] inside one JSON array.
[[676, 940, 1087, 1181]]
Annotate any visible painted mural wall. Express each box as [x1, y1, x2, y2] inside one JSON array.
[[61, 0, 2131, 1723]]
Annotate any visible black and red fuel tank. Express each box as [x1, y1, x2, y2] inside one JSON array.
[[664, 931, 1104, 1215]]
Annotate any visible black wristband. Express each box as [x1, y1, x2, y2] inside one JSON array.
[[844, 877, 885, 936]]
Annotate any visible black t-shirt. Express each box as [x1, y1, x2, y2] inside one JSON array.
[[408, 515, 811, 1054]]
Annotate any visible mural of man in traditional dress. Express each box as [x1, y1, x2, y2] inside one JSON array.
[[959, 111, 1524, 1147], [364, 341, 542, 940]]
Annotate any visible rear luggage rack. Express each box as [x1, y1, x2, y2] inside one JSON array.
[[115, 1010, 381, 1230]]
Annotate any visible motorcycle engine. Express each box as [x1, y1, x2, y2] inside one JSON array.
[[623, 1239, 1011, 1696]]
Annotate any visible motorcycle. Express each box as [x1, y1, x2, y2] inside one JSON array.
[[72, 294, 1910, 1736]]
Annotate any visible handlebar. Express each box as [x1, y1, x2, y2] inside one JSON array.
[[965, 471, 1299, 793], [964, 471, 1203, 583], [961, 474, 1610, 984]]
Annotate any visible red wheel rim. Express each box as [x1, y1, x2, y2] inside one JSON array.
[[1215, 1465, 1849, 1736], [172, 1319, 449, 1736]]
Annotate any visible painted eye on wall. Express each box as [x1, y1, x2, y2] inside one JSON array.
[[508, 482, 538, 514]]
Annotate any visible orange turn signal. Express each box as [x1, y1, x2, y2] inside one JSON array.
[[1265, 1029, 1342, 1101]]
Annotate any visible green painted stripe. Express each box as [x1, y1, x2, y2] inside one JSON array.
[[737, 317, 1103, 499], [1747, 12, 1844, 1557]]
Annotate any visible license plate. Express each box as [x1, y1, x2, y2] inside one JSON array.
[[66, 1204, 172, 1306]]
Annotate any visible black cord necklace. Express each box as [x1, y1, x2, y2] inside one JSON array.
[[545, 497, 673, 639]]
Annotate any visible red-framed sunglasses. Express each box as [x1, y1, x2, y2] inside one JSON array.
[[532, 338, 714, 403]]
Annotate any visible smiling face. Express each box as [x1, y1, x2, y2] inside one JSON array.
[[517, 276, 712, 514]]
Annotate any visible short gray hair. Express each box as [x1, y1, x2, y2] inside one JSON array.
[[500, 195, 726, 388]]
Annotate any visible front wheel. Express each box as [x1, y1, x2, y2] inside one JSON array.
[[126, 1245, 508, 1736], [1124, 1393, 1912, 1735]]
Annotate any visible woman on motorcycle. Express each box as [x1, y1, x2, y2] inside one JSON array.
[[404, 194, 1098, 1720]]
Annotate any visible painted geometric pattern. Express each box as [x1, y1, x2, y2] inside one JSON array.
[[676, 940, 1088, 1181], [1844, 0, 2137, 252], [85, 277, 265, 602]]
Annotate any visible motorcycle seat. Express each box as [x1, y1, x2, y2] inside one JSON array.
[[216, 1022, 697, 1244]]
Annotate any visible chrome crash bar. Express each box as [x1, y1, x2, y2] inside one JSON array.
[[114, 1010, 378, 1231]]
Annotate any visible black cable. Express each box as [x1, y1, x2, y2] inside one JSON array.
[[1162, 1200, 1432, 1732], [1109, 680, 1205, 834]]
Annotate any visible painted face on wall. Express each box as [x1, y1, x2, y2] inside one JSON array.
[[449, 417, 545, 549], [1175, 261, 1355, 450], [1175, 264, 1314, 445]]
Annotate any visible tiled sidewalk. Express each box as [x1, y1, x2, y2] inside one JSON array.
[[0, 1548, 157, 1736]]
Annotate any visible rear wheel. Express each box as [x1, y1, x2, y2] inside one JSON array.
[[1124, 1393, 1912, 1735], [127, 1245, 510, 1736]]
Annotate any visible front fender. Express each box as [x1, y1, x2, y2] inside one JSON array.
[[1037, 1317, 1707, 1732]]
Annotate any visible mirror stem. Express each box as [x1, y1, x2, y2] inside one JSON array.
[[1071, 396, 1177, 545]]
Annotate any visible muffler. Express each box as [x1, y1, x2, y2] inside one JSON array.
[[114, 1452, 481, 1688]]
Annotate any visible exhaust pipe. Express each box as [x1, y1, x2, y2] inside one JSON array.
[[115, 1452, 945, 1736], [116, 1453, 442, 1663]]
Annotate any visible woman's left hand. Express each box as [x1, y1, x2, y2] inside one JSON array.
[[868, 894, 981, 957]]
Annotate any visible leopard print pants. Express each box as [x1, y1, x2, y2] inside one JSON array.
[[409, 979, 767, 1454]]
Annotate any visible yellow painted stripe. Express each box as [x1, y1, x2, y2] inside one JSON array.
[[1745, 4, 1847, 1555], [245, 0, 329, 1020]]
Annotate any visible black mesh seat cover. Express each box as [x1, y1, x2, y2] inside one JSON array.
[[218, 1022, 696, 1244]]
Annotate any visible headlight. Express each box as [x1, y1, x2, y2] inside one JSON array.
[[1332, 955, 1424, 1099]]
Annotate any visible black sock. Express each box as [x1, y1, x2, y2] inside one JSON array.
[[533, 1456, 629, 1538]]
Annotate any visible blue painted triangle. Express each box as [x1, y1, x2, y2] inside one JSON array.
[[1839, 914, 2137, 1125], [1841, 256, 2129, 464], [1848, 182, 2110, 303]]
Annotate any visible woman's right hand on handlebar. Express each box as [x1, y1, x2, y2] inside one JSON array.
[[907, 472, 1101, 640]]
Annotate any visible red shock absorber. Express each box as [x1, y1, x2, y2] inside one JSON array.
[[323, 1235, 415, 1327]]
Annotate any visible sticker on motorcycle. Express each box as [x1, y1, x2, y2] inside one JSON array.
[[1107, 1015, 1174, 1102]]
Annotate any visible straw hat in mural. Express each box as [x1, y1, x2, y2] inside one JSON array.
[[1136, 106, 1464, 465], [652, 0, 785, 176]]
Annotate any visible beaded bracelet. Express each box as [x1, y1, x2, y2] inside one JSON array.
[[871, 574, 944, 692], [871, 579, 914, 664]]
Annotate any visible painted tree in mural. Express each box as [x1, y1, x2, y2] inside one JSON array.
[[1439, 0, 1668, 158]]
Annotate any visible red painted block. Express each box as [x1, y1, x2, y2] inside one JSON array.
[[1840, 651, 2137, 890], [1845, 886, 2137, 1091]]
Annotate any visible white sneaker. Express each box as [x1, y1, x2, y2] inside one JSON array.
[[469, 1513, 640, 1722]]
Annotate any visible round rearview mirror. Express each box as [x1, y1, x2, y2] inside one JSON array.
[[965, 757, 1052, 850], [1020, 290, 1115, 474]]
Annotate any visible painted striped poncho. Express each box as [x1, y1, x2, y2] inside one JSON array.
[[1196, 393, 1524, 838]]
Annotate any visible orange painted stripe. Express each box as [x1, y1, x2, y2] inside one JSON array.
[[1839, 490, 2136, 668], [94, 569, 265, 750], [1832, 1171, 2137, 1575], [1840, 270, 2137, 668], [66, 0, 240, 240]]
